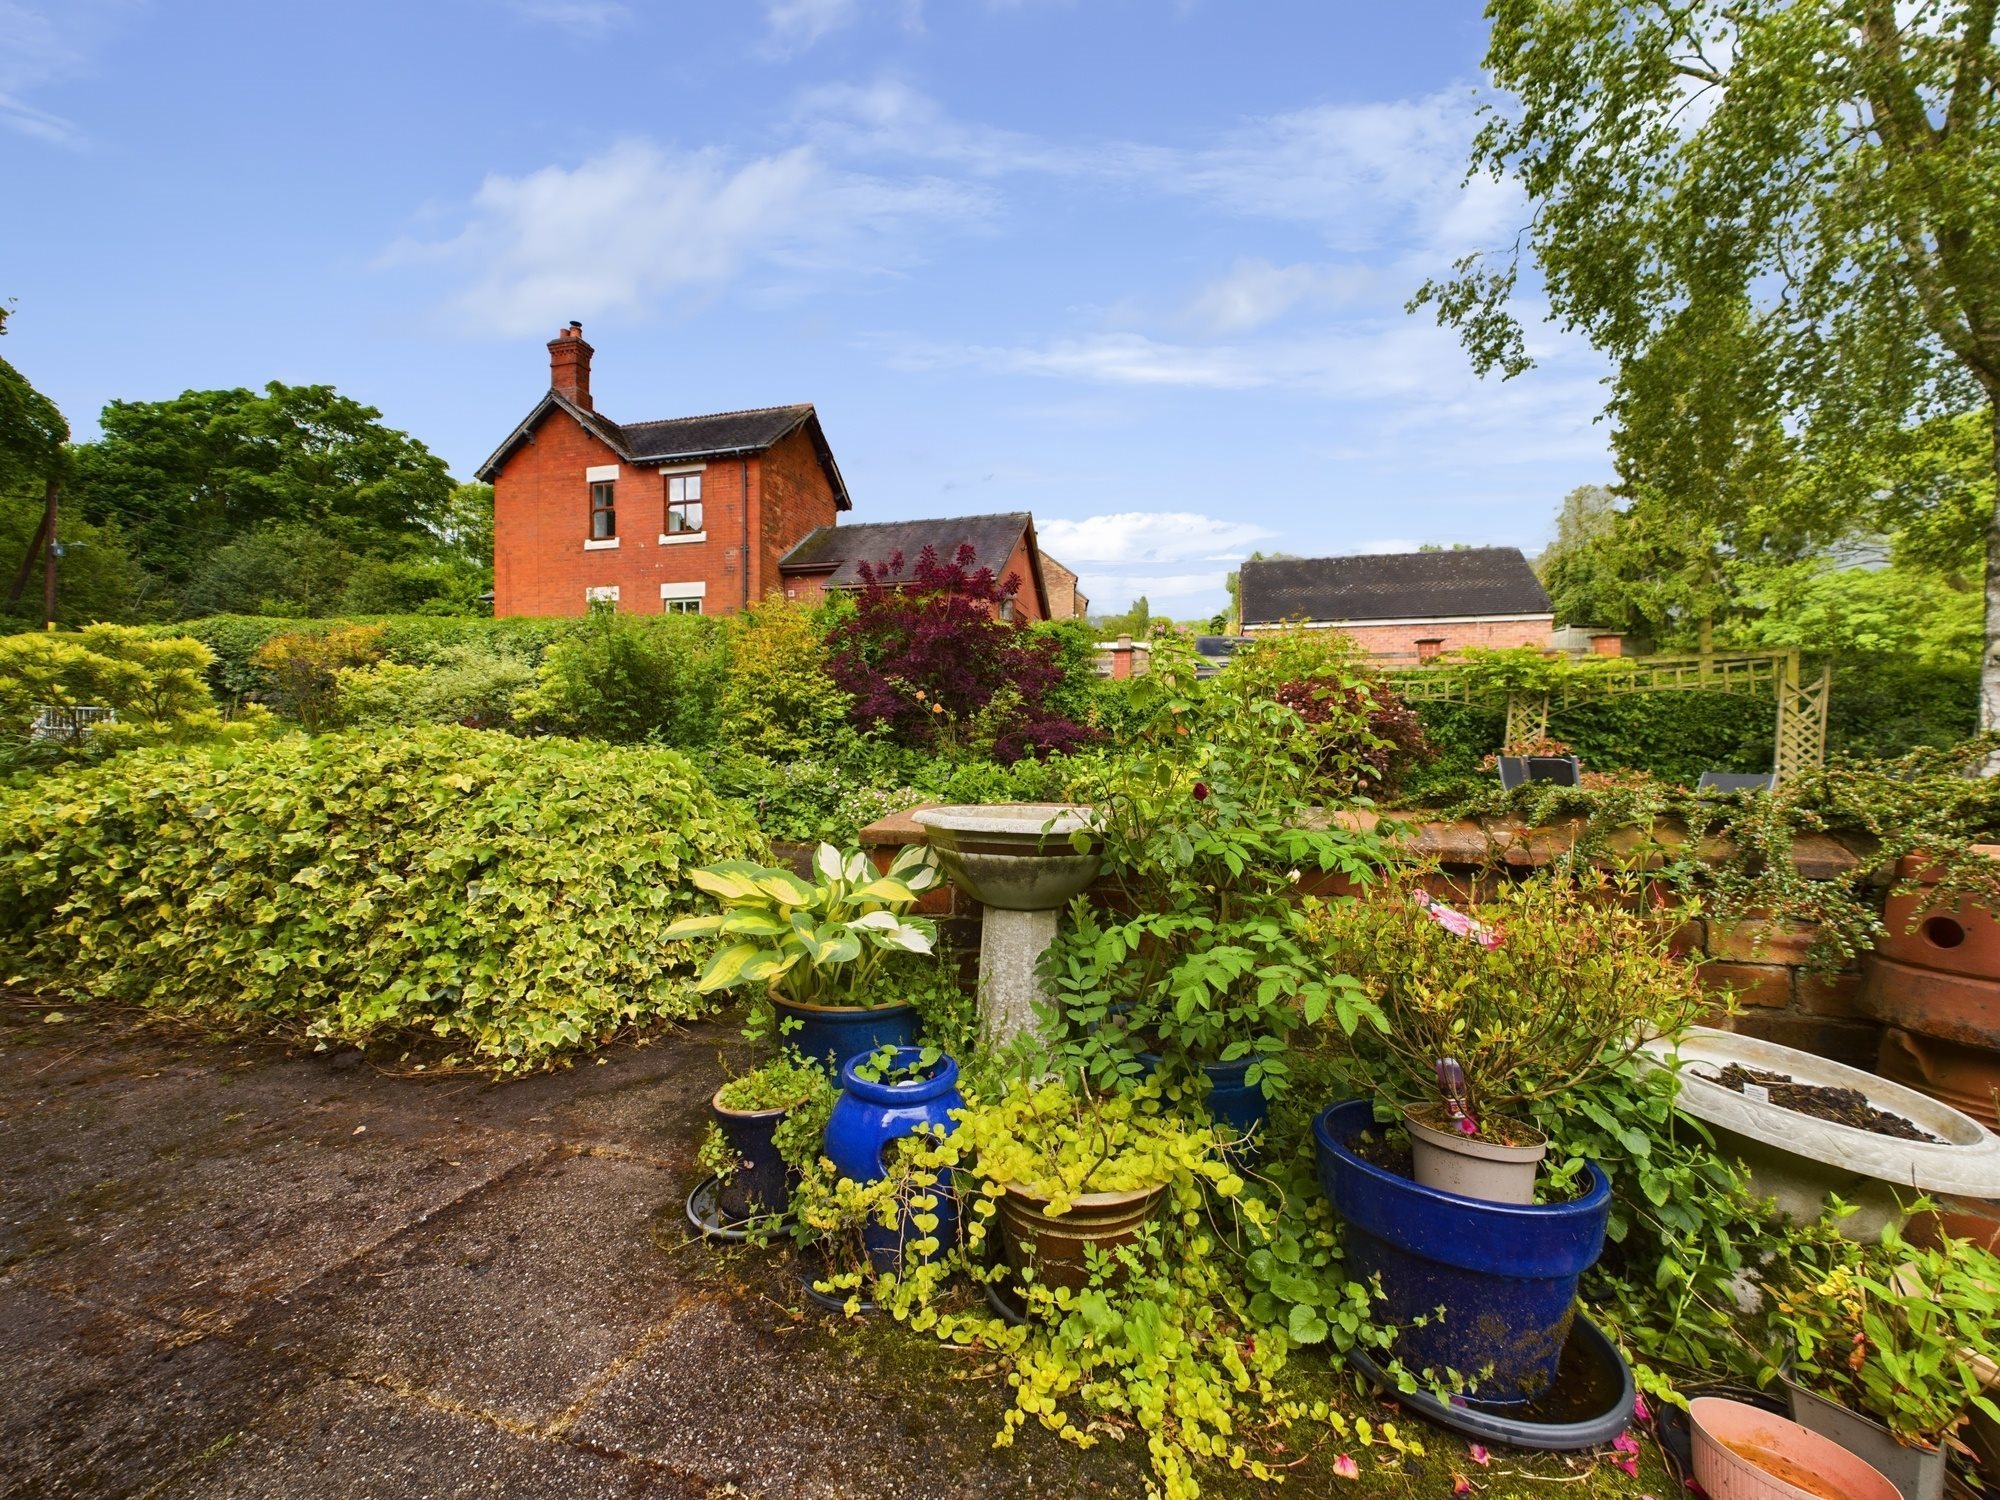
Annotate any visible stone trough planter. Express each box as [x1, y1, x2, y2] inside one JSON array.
[[1640, 1028, 2000, 1238]]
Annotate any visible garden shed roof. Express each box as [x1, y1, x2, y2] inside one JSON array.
[[1239, 547, 1553, 626]]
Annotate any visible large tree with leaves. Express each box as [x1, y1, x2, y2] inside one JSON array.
[[1418, 1, 2000, 722]]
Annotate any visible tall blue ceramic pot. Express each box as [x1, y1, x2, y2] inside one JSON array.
[[1137, 1051, 1269, 1140], [1313, 1099, 1610, 1404], [710, 1091, 793, 1225], [773, 994, 917, 1073], [823, 1049, 963, 1276]]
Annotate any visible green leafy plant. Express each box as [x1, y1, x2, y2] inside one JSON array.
[[664, 841, 940, 1009], [715, 1050, 828, 1112], [251, 623, 384, 731], [717, 597, 852, 759], [513, 608, 728, 746], [1767, 1224, 2000, 1450], [0, 625, 256, 751], [0, 725, 761, 1070], [1046, 632, 1386, 1102], [1309, 869, 1708, 1140]]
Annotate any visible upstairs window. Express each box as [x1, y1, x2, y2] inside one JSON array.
[[589, 480, 616, 539], [666, 473, 703, 534]]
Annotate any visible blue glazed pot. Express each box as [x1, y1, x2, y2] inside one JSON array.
[[1313, 1099, 1610, 1404], [1138, 1051, 1269, 1139], [710, 1091, 794, 1226], [823, 1048, 963, 1276], [772, 995, 917, 1073]]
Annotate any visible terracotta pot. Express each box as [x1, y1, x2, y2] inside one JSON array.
[[1876, 1028, 2000, 1130], [1862, 849, 2000, 1054], [1405, 1108, 1547, 1205], [1689, 1396, 1898, 1500], [995, 1181, 1167, 1292]]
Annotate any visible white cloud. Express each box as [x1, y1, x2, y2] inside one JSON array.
[[392, 139, 986, 336], [505, 0, 630, 37], [0, 0, 137, 146], [1039, 511, 1274, 566], [1181, 259, 1373, 334], [763, 0, 862, 55]]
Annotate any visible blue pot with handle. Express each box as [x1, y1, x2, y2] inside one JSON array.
[[772, 994, 917, 1073], [823, 1049, 962, 1276], [1313, 1099, 1610, 1404]]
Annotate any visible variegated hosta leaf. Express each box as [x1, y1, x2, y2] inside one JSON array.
[[847, 910, 900, 931], [661, 913, 724, 940], [720, 911, 789, 937], [755, 870, 819, 909], [843, 851, 871, 884], [695, 940, 764, 992], [742, 949, 803, 984], [851, 876, 919, 906], [814, 843, 845, 883], [690, 866, 766, 902], [816, 925, 863, 965], [872, 922, 935, 954], [890, 844, 941, 890]]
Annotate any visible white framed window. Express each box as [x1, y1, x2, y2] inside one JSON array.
[[589, 480, 616, 540], [666, 472, 703, 536], [660, 581, 705, 615], [585, 585, 620, 611]]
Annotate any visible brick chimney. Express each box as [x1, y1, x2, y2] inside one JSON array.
[[547, 321, 593, 411]]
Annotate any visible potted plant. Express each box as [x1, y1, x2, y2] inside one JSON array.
[[666, 842, 942, 1069], [697, 1051, 832, 1231], [1309, 870, 1709, 1404], [949, 1076, 1236, 1295], [817, 1044, 965, 1279], [1765, 1225, 2000, 1500], [1314, 869, 1707, 1204], [1046, 631, 1389, 1133]]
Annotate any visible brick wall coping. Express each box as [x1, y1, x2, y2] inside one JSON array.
[[854, 805, 1866, 881]]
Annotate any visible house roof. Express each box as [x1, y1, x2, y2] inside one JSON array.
[[1239, 547, 1553, 627], [474, 394, 850, 508], [778, 511, 1049, 616]]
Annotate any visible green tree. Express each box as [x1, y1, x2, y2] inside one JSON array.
[[1094, 595, 1152, 639], [69, 382, 455, 607], [1417, 1, 2000, 723], [0, 303, 67, 496], [436, 481, 494, 572]]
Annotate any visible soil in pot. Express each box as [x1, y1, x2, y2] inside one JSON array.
[[1711, 1065, 1943, 1143]]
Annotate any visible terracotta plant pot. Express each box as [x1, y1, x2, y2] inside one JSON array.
[[1877, 1028, 2000, 1130], [1861, 848, 2000, 1055], [995, 1182, 1167, 1292], [1689, 1396, 1898, 1500], [1405, 1108, 1548, 1205]]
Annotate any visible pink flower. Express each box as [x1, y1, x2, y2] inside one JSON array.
[[1612, 1432, 1641, 1478], [1633, 1394, 1651, 1423], [1420, 896, 1504, 951], [1332, 1454, 1359, 1481], [1469, 1444, 1491, 1466]]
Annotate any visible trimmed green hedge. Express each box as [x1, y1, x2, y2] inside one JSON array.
[[157, 614, 580, 699], [0, 727, 762, 1070]]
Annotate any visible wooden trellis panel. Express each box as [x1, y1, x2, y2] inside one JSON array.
[[1775, 660, 1831, 785]]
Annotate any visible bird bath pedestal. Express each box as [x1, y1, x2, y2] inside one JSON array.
[[911, 804, 1102, 1046]]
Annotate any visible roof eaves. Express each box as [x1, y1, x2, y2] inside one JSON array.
[[473, 391, 631, 482]]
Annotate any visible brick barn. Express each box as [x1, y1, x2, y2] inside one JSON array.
[[1238, 548, 1555, 660]]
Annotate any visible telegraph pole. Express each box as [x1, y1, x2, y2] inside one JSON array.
[[41, 478, 57, 628]]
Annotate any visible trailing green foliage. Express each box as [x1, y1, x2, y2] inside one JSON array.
[[0, 727, 761, 1069]]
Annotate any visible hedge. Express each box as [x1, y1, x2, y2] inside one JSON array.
[[156, 614, 582, 700], [0, 726, 762, 1070]]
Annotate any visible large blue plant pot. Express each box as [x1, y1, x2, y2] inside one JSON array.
[[1138, 1051, 1269, 1139], [1313, 1099, 1611, 1404], [773, 996, 917, 1073], [824, 1049, 963, 1276]]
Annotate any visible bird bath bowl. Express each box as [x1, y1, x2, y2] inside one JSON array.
[[1640, 1027, 2000, 1238], [911, 804, 1102, 1045]]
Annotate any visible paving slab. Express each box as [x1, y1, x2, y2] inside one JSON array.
[[0, 1281, 313, 1500], [181, 1373, 699, 1500], [243, 1148, 690, 1430]]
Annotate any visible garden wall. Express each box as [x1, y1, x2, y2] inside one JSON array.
[[836, 806, 1882, 1067]]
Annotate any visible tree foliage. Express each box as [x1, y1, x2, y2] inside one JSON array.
[[1419, 0, 2000, 713], [826, 544, 1096, 762]]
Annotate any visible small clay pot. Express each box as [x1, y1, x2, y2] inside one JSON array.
[[1405, 1107, 1547, 1205], [996, 1181, 1168, 1292]]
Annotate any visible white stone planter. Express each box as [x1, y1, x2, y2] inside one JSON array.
[[1640, 1028, 2000, 1238]]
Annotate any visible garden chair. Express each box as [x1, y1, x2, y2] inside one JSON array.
[[1696, 771, 1776, 795], [1497, 755, 1582, 790]]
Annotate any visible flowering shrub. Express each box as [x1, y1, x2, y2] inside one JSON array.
[[825, 543, 1094, 762]]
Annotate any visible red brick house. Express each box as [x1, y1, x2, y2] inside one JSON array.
[[478, 323, 851, 616], [1238, 547, 1554, 659], [776, 512, 1060, 623]]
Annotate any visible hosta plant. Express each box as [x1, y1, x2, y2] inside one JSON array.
[[665, 842, 940, 1009]]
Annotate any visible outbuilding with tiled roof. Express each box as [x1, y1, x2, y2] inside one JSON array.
[[1238, 547, 1554, 660]]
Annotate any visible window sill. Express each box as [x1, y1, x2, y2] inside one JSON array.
[[583, 538, 620, 551], [658, 531, 707, 546]]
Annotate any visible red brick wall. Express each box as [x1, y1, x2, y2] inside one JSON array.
[[1249, 617, 1554, 657], [998, 538, 1046, 623], [491, 411, 836, 617]]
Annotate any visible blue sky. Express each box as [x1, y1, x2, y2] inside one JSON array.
[[3, 0, 1614, 618]]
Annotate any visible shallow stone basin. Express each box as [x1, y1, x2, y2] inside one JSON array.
[[910, 804, 1102, 912], [1641, 1027, 2000, 1237]]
